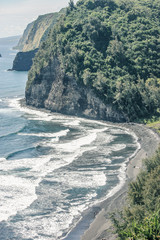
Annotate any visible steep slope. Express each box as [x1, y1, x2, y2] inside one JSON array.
[[13, 22, 34, 51], [113, 146, 160, 239], [12, 9, 65, 71], [25, 0, 160, 121], [22, 12, 61, 52]]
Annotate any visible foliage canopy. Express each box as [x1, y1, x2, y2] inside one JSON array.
[[28, 0, 160, 121], [112, 147, 160, 239]]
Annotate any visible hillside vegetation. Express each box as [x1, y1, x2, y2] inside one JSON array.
[[27, 0, 160, 121], [112, 147, 160, 239]]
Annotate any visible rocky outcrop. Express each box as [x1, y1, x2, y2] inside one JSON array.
[[0, 54, 2, 57], [12, 49, 38, 71], [26, 58, 125, 122]]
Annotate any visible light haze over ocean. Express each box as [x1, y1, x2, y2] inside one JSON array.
[[0, 0, 78, 38]]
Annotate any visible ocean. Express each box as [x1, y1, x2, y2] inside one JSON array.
[[0, 36, 139, 240]]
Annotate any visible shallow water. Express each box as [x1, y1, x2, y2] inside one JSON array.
[[0, 36, 139, 240]]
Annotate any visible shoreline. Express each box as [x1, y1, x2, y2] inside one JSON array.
[[63, 123, 160, 240], [80, 123, 160, 240], [19, 100, 160, 240]]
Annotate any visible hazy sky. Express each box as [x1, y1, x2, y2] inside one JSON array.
[[0, 0, 78, 38]]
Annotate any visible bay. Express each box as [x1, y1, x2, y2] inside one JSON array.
[[0, 36, 139, 240]]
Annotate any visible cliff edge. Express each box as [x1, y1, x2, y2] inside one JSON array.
[[26, 57, 125, 121], [12, 9, 65, 71], [25, 0, 160, 122]]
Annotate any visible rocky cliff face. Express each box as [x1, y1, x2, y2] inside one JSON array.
[[12, 49, 38, 71], [22, 13, 58, 52], [12, 9, 65, 71], [25, 0, 160, 122], [26, 58, 125, 122], [14, 11, 64, 52], [13, 22, 34, 51]]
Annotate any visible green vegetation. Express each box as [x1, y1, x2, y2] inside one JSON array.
[[134, 115, 160, 134], [28, 0, 160, 121], [141, 116, 160, 134], [147, 120, 160, 134], [112, 147, 160, 239]]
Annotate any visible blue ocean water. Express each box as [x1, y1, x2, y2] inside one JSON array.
[[0, 37, 140, 240]]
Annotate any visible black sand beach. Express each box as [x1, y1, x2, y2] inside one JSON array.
[[65, 123, 160, 240], [20, 100, 160, 240]]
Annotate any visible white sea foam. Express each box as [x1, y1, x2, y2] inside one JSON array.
[[0, 132, 101, 223], [92, 136, 140, 207], [0, 124, 109, 224], [113, 156, 123, 159], [63, 119, 81, 126], [57, 133, 97, 152], [2, 98, 142, 240], [13, 207, 75, 239], [0, 158, 60, 222], [18, 129, 70, 138], [7, 98, 76, 123], [0, 157, 6, 162], [7, 99, 111, 130], [56, 127, 108, 153], [0, 122, 113, 224], [110, 128, 127, 134], [11, 190, 97, 240], [0, 155, 68, 221], [49, 171, 106, 188], [0, 157, 49, 173], [7, 98, 53, 120], [103, 161, 128, 200], [0, 175, 37, 221], [110, 143, 126, 152]]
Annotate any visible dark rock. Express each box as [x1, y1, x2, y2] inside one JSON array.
[[26, 57, 126, 122], [0, 54, 2, 57], [12, 49, 38, 71]]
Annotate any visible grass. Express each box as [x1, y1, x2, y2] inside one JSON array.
[[147, 121, 160, 134], [135, 115, 160, 134], [145, 116, 160, 134]]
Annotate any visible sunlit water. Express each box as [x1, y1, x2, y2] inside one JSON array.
[[0, 37, 140, 240]]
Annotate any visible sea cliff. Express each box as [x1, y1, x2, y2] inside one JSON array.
[[12, 49, 38, 71], [26, 57, 125, 121], [25, 0, 160, 122], [13, 22, 34, 51], [23, 0, 160, 238], [12, 9, 65, 71]]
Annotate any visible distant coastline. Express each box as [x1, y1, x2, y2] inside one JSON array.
[[0, 35, 21, 41]]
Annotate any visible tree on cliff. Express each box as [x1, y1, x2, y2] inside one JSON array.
[[26, 0, 160, 121], [112, 147, 160, 239]]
